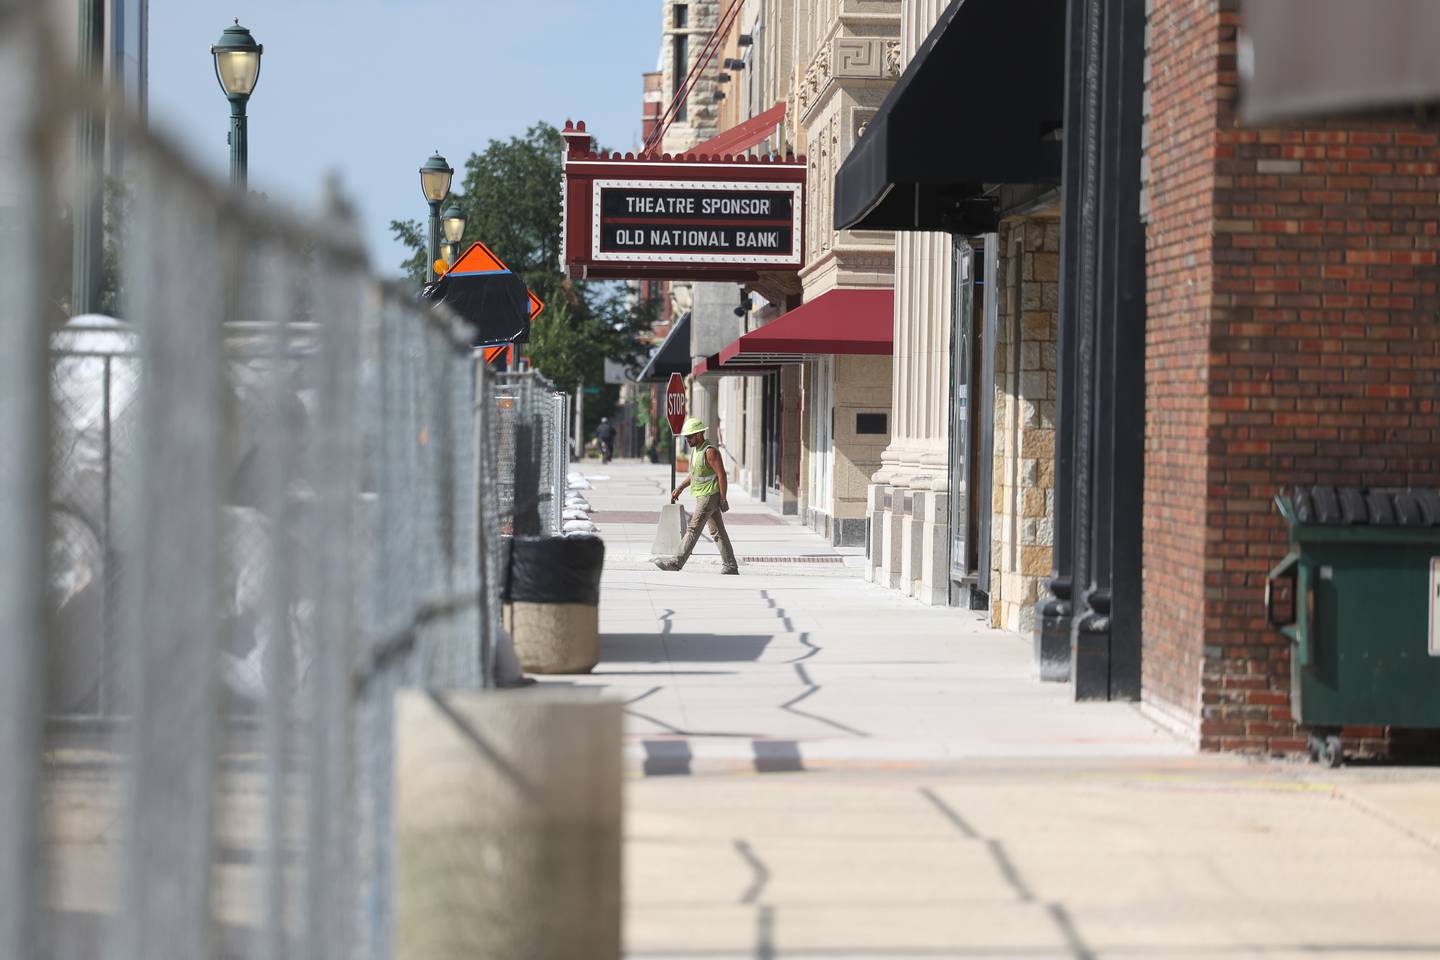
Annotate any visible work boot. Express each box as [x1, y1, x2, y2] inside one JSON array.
[[720, 565, 739, 575], [653, 557, 682, 572]]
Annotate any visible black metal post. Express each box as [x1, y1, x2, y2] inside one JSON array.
[[72, 0, 105, 315], [1040, 0, 1104, 683], [228, 97, 248, 190], [1071, 0, 1147, 700], [426, 200, 442, 283]]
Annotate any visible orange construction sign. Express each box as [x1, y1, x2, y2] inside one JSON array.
[[447, 240, 511, 276], [445, 241, 545, 325]]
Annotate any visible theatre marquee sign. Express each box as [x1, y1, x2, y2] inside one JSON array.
[[594, 180, 801, 264], [562, 120, 806, 282]]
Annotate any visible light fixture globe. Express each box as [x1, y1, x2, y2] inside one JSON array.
[[441, 204, 467, 243], [419, 152, 453, 204], [211, 19, 263, 99]]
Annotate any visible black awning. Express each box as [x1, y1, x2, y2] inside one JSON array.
[[834, 0, 1066, 232], [421, 269, 532, 346], [637, 312, 692, 383]]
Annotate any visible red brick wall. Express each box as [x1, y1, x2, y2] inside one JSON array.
[[1144, 0, 1440, 753], [1141, 0, 1224, 736]]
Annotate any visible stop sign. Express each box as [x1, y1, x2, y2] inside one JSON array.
[[665, 372, 687, 435]]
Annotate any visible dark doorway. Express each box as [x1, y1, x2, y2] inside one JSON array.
[[947, 234, 998, 608]]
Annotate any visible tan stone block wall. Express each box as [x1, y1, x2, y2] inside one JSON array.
[[832, 354, 892, 520], [990, 216, 1060, 634]]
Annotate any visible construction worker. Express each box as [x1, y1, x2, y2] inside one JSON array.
[[653, 418, 738, 574]]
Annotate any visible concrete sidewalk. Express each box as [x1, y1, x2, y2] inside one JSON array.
[[548, 460, 1440, 960]]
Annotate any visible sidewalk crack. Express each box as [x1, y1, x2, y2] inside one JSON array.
[[919, 787, 1096, 960]]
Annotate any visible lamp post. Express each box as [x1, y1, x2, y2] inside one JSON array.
[[419, 152, 453, 282], [441, 203, 467, 267], [211, 19, 263, 190]]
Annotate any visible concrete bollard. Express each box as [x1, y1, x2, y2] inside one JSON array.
[[504, 601, 599, 674], [503, 536, 605, 674], [650, 502, 688, 557], [394, 690, 623, 960]]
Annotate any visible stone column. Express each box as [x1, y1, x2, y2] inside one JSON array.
[[779, 365, 802, 514], [870, 229, 953, 598], [899, 489, 923, 597]]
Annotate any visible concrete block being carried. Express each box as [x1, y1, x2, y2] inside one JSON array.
[[394, 690, 622, 960], [651, 502, 688, 557]]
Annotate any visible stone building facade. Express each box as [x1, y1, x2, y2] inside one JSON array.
[[679, 0, 902, 546], [792, 0, 900, 545], [990, 217, 1061, 634], [659, 0, 723, 154], [865, 0, 1062, 618]]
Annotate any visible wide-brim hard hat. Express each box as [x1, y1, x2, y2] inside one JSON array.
[[681, 417, 706, 436]]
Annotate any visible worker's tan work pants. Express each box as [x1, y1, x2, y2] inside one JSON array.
[[675, 495, 737, 571]]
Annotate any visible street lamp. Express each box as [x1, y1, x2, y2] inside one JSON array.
[[419, 152, 453, 282], [211, 19, 263, 190], [441, 202, 467, 266]]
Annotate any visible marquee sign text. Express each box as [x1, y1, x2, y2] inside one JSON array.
[[590, 179, 803, 267]]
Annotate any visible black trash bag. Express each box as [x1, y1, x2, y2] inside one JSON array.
[[1413, 488, 1440, 526], [421, 268, 531, 346], [1365, 489, 1397, 526], [1310, 485, 1342, 525], [1337, 486, 1368, 525], [1392, 490, 1426, 528], [1291, 485, 1315, 524], [504, 535, 605, 606]]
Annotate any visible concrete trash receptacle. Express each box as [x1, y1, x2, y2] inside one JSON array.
[[503, 535, 605, 674], [394, 690, 622, 960]]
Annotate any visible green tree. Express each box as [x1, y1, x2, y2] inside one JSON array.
[[390, 122, 652, 432], [98, 177, 133, 317]]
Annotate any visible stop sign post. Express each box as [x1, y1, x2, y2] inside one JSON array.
[[665, 373, 686, 491]]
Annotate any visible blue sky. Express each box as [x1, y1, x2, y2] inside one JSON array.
[[148, 1, 660, 277]]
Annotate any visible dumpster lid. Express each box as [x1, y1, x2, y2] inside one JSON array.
[[1282, 485, 1440, 529]]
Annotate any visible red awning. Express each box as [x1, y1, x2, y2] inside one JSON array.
[[687, 102, 788, 159], [719, 288, 893, 367], [692, 353, 781, 377], [692, 289, 893, 375]]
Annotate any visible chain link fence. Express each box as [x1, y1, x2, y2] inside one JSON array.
[[0, 5, 568, 957], [490, 371, 571, 538]]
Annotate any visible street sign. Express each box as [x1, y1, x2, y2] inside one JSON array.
[[603, 357, 630, 385], [665, 372, 686, 435]]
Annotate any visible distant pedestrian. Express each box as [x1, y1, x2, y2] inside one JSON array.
[[595, 417, 617, 463], [653, 418, 738, 574]]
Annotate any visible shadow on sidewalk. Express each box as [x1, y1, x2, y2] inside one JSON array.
[[601, 632, 772, 663]]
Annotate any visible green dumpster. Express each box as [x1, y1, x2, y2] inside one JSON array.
[[1266, 487, 1440, 766]]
